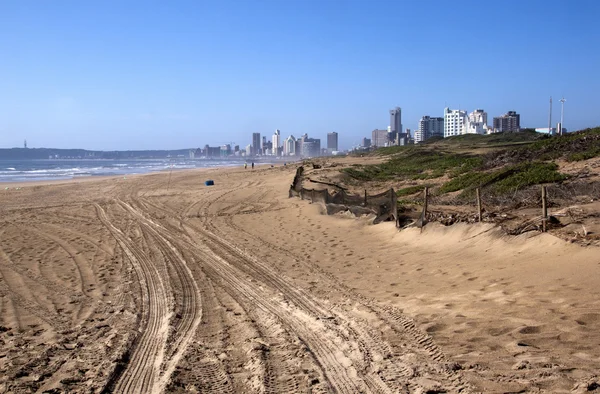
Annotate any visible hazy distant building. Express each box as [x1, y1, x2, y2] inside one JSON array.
[[466, 109, 489, 135], [245, 144, 252, 156], [327, 132, 338, 152], [252, 133, 261, 155], [372, 129, 388, 147], [284, 135, 296, 156], [389, 107, 402, 143], [361, 138, 371, 148], [444, 107, 468, 137], [493, 111, 521, 133], [417, 116, 444, 143], [204, 144, 221, 157], [220, 144, 232, 156], [298, 134, 320, 157], [272, 129, 281, 156]]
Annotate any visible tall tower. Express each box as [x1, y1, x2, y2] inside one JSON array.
[[252, 133, 261, 155], [327, 132, 338, 151], [272, 129, 281, 156], [389, 107, 402, 143]]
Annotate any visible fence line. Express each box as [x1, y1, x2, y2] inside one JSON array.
[[290, 165, 590, 236], [289, 172, 398, 227]]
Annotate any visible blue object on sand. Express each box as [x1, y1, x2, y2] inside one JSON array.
[[205, 180, 214, 186]]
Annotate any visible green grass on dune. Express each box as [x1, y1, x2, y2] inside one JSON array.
[[343, 128, 600, 199], [439, 162, 566, 196]]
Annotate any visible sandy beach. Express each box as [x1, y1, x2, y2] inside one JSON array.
[[1, 162, 599, 393]]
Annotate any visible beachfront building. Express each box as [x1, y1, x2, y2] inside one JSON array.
[[327, 132, 339, 152], [417, 116, 444, 143], [372, 129, 388, 147], [284, 135, 296, 156], [444, 107, 468, 138], [493, 111, 521, 133], [297, 134, 320, 157], [466, 109, 489, 135], [272, 129, 281, 156], [252, 133, 261, 155], [361, 138, 371, 148]]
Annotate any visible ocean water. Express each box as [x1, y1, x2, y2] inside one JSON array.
[[0, 159, 242, 182]]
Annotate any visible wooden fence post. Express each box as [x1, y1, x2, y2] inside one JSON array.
[[364, 189, 367, 206], [476, 187, 482, 222], [541, 185, 548, 232], [311, 189, 315, 202], [419, 187, 430, 233], [423, 186, 429, 218]]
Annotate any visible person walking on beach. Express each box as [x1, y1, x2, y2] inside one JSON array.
[[244, 163, 247, 169], [251, 162, 254, 169]]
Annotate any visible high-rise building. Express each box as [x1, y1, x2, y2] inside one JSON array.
[[220, 144, 232, 156], [493, 111, 521, 133], [389, 107, 402, 142], [252, 133, 261, 155], [372, 129, 388, 147], [444, 107, 468, 138], [272, 129, 281, 156], [297, 134, 320, 157], [361, 138, 371, 148], [466, 109, 489, 135], [327, 132, 338, 151], [284, 135, 296, 156], [417, 116, 444, 143]]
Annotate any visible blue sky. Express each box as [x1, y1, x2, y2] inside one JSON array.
[[1, 0, 599, 150]]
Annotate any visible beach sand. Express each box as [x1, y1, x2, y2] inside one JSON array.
[[1, 163, 599, 393]]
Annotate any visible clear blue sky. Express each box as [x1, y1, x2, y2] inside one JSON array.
[[1, 0, 599, 150]]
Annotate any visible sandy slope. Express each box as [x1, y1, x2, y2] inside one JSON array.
[[0, 164, 599, 393]]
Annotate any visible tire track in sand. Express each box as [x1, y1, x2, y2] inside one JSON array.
[[95, 203, 171, 394], [116, 200, 203, 393]]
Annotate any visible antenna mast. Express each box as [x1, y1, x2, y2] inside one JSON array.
[[548, 96, 553, 135]]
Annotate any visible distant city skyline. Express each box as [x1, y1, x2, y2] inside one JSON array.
[[1, 1, 599, 150]]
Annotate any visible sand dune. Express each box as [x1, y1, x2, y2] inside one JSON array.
[[1, 164, 599, 393]]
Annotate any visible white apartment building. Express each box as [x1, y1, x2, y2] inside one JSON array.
[[414, 130, 424, 144], [466, 109, 490, 135], [272, 129, 281, 156], [444, 107, 468, 137], [283, 135, 296, 156]]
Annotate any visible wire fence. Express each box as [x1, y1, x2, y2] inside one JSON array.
[[289, 166, 399, 226], [289, 165, 599, 237]]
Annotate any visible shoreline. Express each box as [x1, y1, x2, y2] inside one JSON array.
[[0, 161, 287, 188]]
